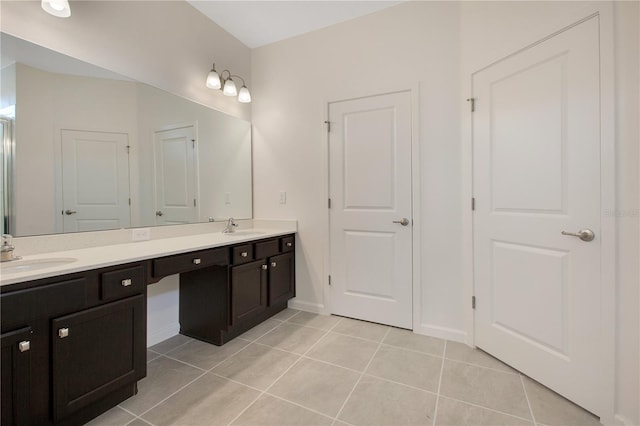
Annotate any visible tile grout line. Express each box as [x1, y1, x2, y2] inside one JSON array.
[[331, 326, 392, 426], [520, 373, 538, 426], [431, 340, 448, 426], [225, 315, 344, 426], [437, 393, 536, 423], [443, 356, 519, 376]]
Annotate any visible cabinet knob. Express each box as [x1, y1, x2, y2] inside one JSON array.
[[121, 278, 132, 287], [58, 328, 69, 338], [286, 242, 292, 247], [192, 258, 201, 265], [271, 262, 277, 268], [241, 252, 248, 258], [261, 264, 268, 270], [18, 340, 30, 352]]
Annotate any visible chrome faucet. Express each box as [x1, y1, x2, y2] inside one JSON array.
[[222, 218, 238, 234], [1, 234, 20, 262]]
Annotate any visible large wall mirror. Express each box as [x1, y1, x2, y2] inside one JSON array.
[[0, 33, 252, 237]]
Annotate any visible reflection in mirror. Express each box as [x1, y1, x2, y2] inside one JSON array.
[[0, 33, 252, 237]]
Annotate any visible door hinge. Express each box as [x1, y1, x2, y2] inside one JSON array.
[[328, 275, 332, 286], [129, 198, 131, 206], [192, 139, 196, 149], [472, 296, 476, 309], [471, 197, 475, 211], [328, 198, 331, 209], [126, 145, 131, 154], [194, 199, 197, 207], [324, 120, 331, 132], [467, 97, 475, 112]]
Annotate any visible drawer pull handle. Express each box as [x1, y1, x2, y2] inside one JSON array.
[[58, 328, 69, 339], [262, 264, 268, 270], [121, 278, 132, 287], [286, 242, 292, 247], [18, 341, 30, 352], [193, 258, 202, 265], [271, 262, 277, 268], [241, 252, 248, 258]]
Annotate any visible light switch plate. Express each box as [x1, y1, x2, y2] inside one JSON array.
[[279, 191, 287, 204], [131, 228, 151, 241]]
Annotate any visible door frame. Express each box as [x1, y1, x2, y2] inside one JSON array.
[[318, 84, 421, 331], [461, 10, 616, 423]]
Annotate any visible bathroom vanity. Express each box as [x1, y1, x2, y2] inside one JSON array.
[[0, 228, 295, 425]]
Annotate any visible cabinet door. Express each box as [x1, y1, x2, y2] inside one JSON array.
[[268, 252, 295, 306], [52, 295, 146, 421], [1, 326, 32, 426], [230, 260, 267, 325]]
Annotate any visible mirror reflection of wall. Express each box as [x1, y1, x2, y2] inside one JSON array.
[[0, 34, 252, 237]]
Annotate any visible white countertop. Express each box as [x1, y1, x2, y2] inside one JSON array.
[[0, 227, 296, 287]]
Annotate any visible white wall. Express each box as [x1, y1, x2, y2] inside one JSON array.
[[0, 0, 251, 121], [252, 1, 464, 335], [252, 1, 638, 424]]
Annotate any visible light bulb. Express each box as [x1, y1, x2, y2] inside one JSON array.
[[41, 0, 71, 17], [206, 69, 221, 89], [223, 79, 237, 97], [238, 86, 251, 103]]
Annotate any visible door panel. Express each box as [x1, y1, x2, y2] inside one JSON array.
[[329, 91, 413, 329], [473, 17, 600, 414], [61, 130, 131, 232], [154, 126, 197, 225]]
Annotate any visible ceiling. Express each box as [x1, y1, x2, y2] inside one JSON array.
[[187, 1, 403, 49]]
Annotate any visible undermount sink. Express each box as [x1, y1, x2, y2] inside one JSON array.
[[1, 257, 77, 274], [221, 230, 265, 237]]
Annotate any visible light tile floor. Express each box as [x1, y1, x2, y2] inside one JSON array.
[[87, 309, 601, 426]]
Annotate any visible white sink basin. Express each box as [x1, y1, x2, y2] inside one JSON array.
[[221, 230, 265, 237], [1, 257, 77, 274]]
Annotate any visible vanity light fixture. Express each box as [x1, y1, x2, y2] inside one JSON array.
[[41, 0, 71, 17], [205, 63, 251, 103]]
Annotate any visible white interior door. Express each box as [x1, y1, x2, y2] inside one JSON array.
[[61, 130, 131, 232], [473, 17, 601, 414], [329, 91, 413, 329], [154, 125, 197, 225]]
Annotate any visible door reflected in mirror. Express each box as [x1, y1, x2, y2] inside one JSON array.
[[0, 33, 252, 237]]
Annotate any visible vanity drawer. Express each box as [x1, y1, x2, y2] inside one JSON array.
[[255, 239, 280, 259], [281, 236, 294, 252], [1, 278, 87, 329], [101, 265, 145, 301], [153, 248, 229, 278], [232, 244, 254, 265]]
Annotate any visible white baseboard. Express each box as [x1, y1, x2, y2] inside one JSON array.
[[147, 323, 180, 347], [413, 323, 467, 343], [288, 299, 326, 314]]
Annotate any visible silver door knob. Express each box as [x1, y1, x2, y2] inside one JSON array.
[[155, 210, 163, 217], [561, 229, 595, 242], [58, 328, 69, 338], [18, 341, 30, 352], [393, 218, 410, 226], [64, 210, 77, 215]]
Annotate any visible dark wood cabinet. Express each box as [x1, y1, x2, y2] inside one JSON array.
[[268, 251, 295, 306], [1, 326, 32, 426], [178, 234, 296, 345], [0, 262, 147, 425], [52, 294, 146, 421], [231, 260, 268, 325], [1, 232, 295, 424]]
